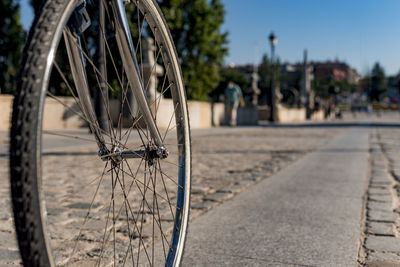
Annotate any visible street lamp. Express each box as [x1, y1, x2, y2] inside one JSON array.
[[269, 32, 277, 62], [268, 32, 278, 122]]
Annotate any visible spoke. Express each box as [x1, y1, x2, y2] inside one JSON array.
[[154, 164, 183, 190], [111, 164, 164, 266], [112, 167, 116, 265], [46, 91, 117, 147], [153, 33, 158, 124], [63, 29, 118, 96], [159, 159, 183, 168], [53, 61, 86, 115], [43, 130, 114, 146], [116, 79, 130, 142], [97, 164, 119, 266], [156, 63, 171, 116], [97, 159, 149, 264], [66, 162, 109, 263], [143, 44, 163, 93], [118, 165, 171, 203], [137, 160, 150, 266], [123, 160, 172, 247], [121, 161, 135, 266], [93, 157, 164, 265], [120, 82, 175, 153], [118, 78, 174, 149], [77, 26, 117, 143], [151, 164, 168, 262], [96, 12, 140, 147], [151, 163, 156, 265], [157, 160, 176, 222], [51, 62, 116, 144], [162, 102, 180, 142], [137, 5, 145, 90]]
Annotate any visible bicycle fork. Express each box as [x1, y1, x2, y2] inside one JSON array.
[[63, 0, 168, 161]]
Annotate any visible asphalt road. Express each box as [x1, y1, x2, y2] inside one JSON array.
[[181, 127, 369, 266]]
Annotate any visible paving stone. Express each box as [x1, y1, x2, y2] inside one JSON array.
[[252, 174, 264, 182], [372, 162, 386, 168], [0, 249, 21, 264], [191, 186, 210, 195], [203, 192, 233, 203], [372, 170, 388, 176], [368, 210, 397, 222], [369, 187, 391, 196], [368, 201, 394, 212], [235, 178, 254, 187], [365, 236, 400, 252], [190, 200, 215, 210], [369, 194, 393, 203], [367, 251, 400, 263], [0, 231, 18, 249], [367, 222, 394, 236], [371, 175, 390, 184], [370, 183, 391, 189], [65, 202, 101, 209], [0, 220, 13, 232], [217, 184, 244, 194]]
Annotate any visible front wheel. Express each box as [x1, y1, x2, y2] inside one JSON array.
[[10, 0, 191, 266]]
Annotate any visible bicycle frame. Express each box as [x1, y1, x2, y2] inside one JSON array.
[[63, 0, 167, 159]]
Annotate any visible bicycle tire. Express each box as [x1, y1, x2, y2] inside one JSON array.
[[10, 0, 191, 266]]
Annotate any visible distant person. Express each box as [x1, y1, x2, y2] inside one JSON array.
[[224, 81, 243, 126], [367, 104, 372, 114]]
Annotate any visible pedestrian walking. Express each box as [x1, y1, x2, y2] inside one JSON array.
[[225, 81, 243, 126]]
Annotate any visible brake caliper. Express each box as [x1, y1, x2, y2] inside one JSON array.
[[69, 0, 91, 34]]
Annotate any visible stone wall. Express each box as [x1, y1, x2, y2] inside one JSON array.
[[0, 95, 12, 131], [0, 95, 326, 130], [277, 105, 306, 123], [0, 95, 226, 130]]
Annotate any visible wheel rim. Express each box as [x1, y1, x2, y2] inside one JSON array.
[[34, 0, 190, 265]]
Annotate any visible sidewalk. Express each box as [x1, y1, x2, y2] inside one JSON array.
[[182, 127, 369, 266]]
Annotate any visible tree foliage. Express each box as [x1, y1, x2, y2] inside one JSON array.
[[159, 0, 229, 100], [370, 62, 387, 102], [312, 79, 356, 99], [258, 53, 281, 105], [27, 0, 229, 101], [0, 0, 26, 94]]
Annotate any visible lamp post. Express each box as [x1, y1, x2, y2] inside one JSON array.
[[269, 32, 278, 122]]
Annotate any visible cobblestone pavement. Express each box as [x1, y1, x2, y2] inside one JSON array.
[[0, 125, 341, 265], [359, 125, 400, 266]]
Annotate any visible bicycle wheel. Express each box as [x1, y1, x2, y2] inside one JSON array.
[[10, 0, 191, 265]]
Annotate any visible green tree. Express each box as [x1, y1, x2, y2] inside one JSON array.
[[258, 54, 281, 105], [370, 62, 387, 102], [159, 0, 229, 100], [258, 54, 272, 95], [0, 0, 26, 94]]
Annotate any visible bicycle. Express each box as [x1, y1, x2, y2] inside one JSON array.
[[9, 0, 191, 266]]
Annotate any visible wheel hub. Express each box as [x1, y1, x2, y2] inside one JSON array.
[[99, 145, 168, 165]]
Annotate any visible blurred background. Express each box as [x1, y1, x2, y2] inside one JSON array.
[[2, 0, 400, 125]]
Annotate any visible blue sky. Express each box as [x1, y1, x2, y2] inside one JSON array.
[[220, 0, 400, 76], [19, 0, 400, 76]]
